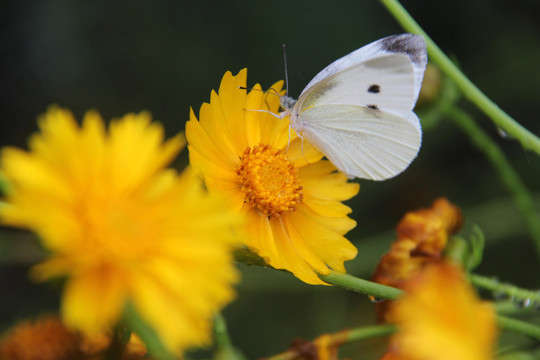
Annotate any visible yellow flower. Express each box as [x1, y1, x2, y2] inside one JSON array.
[[0, 106, 241, 354], [385, 262, 498, 360], [186, 69, 359, 285]]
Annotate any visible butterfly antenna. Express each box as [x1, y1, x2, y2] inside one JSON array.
[[282, 44, 289, 97]]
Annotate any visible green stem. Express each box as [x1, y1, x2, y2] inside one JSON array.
[[378, 0, 540, 155], [123, 303, 176, 360], [263, 324, 396, 360], [0, 171, 9, 194], [214, 313, 244, 360], [471, 274, 540, 306], [318, 271, 403, 300], [236, 252, 540, 342], [443, 104, 540, 257], [234, 249, 403, 300], [497, 315, 540, 341], [338, 324, 397, 342], [214, 313, 233, 349], [104, 326, 131, 360]]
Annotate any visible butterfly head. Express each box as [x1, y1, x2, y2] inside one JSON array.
[[279, 95, 297, 112]]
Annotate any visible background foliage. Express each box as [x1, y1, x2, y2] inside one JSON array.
[[1, 1, 540, 358]]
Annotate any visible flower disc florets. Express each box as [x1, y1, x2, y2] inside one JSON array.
[[237, 144, 303, 217]]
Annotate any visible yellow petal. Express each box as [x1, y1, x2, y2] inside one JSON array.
[[186, 108, 238, 168], [244, 209, 284, 269], [301, 161, 360, 201], [286, 137, 324, 168], [287, 205, 357, 272], [62, 266, 126, 333], [269, 217, 327, 285]]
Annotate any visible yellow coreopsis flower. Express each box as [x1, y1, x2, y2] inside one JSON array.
[[186, 69, 359, 285], [383, 262, 498, 360], [0, 106, 241, 355]]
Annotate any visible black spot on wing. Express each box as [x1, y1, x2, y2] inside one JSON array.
[[367, 104, 379, 110], [379, 34, 427, 66], [368, 84, 380, 93]]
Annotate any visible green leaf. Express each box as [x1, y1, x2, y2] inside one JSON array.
[[444, 226, 485, 271], [466, 224, 485, 271]]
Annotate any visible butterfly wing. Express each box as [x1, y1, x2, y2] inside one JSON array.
[[297, 104, 422, 180], [296, 34, 427, 119]]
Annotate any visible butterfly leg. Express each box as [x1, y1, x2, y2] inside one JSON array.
[[243, 108, 289, 121], [285, 124, 292, 153], [292, 130, 310, 165]]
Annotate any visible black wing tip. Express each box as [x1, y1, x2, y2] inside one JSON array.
[[378, 34, 427, 67]]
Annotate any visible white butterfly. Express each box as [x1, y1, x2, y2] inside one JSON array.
[[280, 34, 427, 180]]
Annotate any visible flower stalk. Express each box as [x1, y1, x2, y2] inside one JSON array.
[[497, 315, 540, 341], [234, 248, 403, 299], [470, 274, 540, 306], [318, 271, 403, 300], [263, 324, 396, 360], [441, 103, 540, 257], [378, 0, 540, 155], [123, 303, 175, 360], [104, 326, 131, 360], [0, 171, 9, 194]]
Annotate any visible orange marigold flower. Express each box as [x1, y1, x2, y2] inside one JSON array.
[[382, 262, 498, 360], [396, 197, 463, 256], [186, 69, 359, 285], [0, 315, 80, 360], [373, 198, 462, 288], [0, 314, 148, 360], [372, 198, 462, 321]]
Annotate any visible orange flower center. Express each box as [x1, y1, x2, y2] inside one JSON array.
[[236, 144, 303, 217]]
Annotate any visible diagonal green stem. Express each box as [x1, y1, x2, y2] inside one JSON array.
[[214, 313, 234, 350], [235, 250, 540, 341], [123, 303, 176, 360], [214, 314, 244, 360], [378, 0, 540, 155], [0, 171, 10, 195], [234, 248, 403, 299], [443, 104, 540, 257], [471, 274, 540, 306], [497, 315, 540, 341], [263, 324, 396, 360], [318, 271, 403, 300]]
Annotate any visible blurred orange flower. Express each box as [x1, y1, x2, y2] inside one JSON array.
[[372, 198, 462, 320], [0, 315, 147, 360], [0, 316, 80, 360], [381, 262, 497, 360]]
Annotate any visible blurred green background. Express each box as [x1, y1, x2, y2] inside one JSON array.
[[1, 0, 540, 358]]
